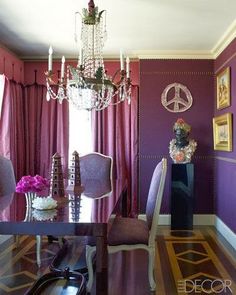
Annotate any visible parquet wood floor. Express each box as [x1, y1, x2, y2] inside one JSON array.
[[0, 226, 235, 294]]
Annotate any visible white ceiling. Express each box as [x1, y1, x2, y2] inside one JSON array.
[[0, 0, 236, 59]]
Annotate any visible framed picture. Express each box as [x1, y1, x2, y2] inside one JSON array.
[[217, 67, 230, 110], [213, 113, 232, 151]]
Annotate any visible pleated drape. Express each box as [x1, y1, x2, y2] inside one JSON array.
[[92, 85, 139, 216], [0, 79, 69, 181]]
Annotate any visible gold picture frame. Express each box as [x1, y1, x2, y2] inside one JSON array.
[[217, 67, 230, 110], [213, 113, 232, 151]]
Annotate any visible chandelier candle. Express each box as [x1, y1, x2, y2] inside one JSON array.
[[126, 57, 130, 78], [120, 50, 124, 71], [61, 56, 65, 81], [48, 46, 53, 72]]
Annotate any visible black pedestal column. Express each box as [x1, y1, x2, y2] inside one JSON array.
[[171, 163, 194, 230]]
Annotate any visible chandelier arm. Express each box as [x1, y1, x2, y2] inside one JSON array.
[[111, 68, 121, 82]]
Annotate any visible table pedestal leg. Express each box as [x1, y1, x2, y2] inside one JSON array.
[[96, 232, 108, 295]]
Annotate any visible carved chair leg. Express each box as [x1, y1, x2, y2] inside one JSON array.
[[86, 245, 96, 293], [148, 247, 156, 291], [36, 235, 41, 267]]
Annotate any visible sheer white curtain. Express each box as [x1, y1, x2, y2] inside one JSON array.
[[0, 75, 5, 119], [69, 106, 92, 158], [0, 74, 10, 242]]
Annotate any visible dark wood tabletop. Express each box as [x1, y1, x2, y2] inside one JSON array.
[[0, 177, 127, 295]]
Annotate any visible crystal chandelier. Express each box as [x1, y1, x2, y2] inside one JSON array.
[[45, 0, 131, 111]]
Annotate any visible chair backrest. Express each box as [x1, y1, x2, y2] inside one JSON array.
[[145, 158, 167, 246], [0, 156, 16, 196], [80, 152, 113, 183]]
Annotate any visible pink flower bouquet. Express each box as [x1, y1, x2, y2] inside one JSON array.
[[16, 175, 50, 194]]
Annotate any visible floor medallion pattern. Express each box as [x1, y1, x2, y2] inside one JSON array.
[[0, 227, 235, 294]]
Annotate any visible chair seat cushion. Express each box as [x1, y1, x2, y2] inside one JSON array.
[[108, 217, 149, 246]]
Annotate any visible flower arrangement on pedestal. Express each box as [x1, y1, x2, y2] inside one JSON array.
[[16, 175, 50, 208]]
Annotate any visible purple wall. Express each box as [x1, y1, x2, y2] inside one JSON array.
[[214, 39, 236, 233], [139, 59, 214, 214]]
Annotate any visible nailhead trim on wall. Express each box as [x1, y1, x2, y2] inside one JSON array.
[[140, 71, 214, 76]]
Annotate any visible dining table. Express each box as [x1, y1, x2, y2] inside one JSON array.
[[0, 177, 127, 295]]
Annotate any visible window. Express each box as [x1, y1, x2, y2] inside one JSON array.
[[69, 106, 92, 158], [0, 75, 4, 118]]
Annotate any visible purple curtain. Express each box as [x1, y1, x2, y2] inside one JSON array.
[[0, 78, 69, 181], [24, 84, 45, 176], [24, 84, 69, 179], [0, 77, 26, 180], [39, 88, 69, 179], [92, 85, 139, 216]]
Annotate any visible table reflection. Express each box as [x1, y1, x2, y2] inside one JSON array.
[[0, 194, 14, 221], [32, 209, 58, 221], [67, 178, 112, 222], [0, 178, 124, 225]]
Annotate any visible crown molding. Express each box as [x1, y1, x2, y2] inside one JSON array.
[[134, 19, 236, 60], [136, 50, 213, 60], [21, 53, 213, 61], [212, 19, 236, 59], [22, 55, 139, 62]]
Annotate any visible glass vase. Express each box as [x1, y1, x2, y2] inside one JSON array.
[[25, 192, 37, 208]]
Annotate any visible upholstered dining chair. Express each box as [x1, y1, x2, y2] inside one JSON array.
[[86, 158, 167, 292], [80, 152, 113, 183], [0, 156, 44, 267], [0, 156, 17, 243], [0, 156, 16, 196]]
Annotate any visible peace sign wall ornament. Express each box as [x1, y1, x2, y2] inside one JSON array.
[[161, 83, 193, 113]]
